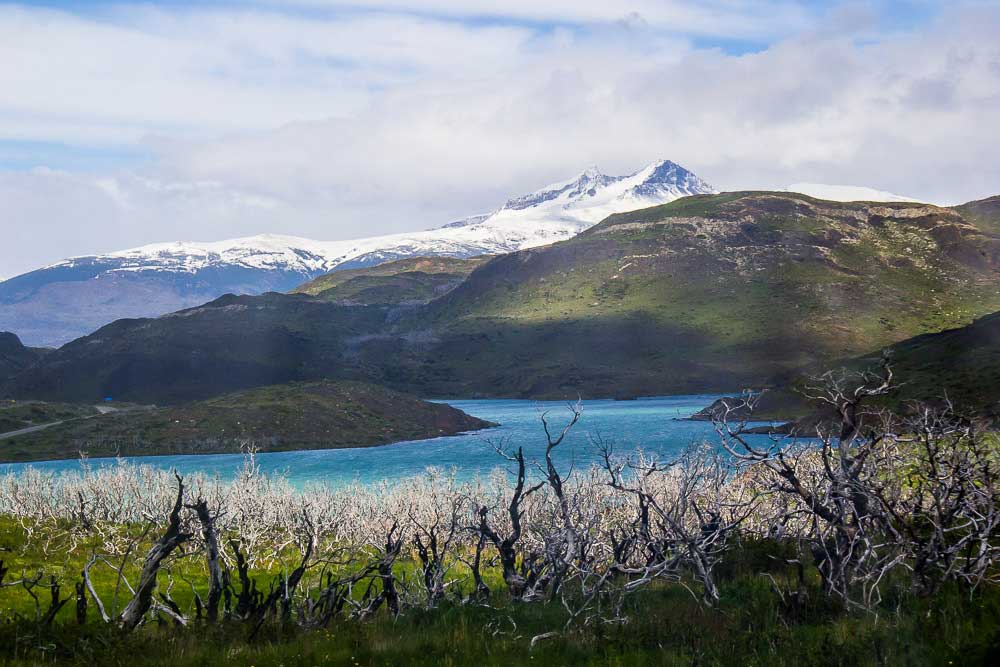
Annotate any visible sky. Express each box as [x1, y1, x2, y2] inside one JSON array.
[[1, 0, 999, 278]]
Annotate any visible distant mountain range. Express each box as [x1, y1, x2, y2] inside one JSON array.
[[0, 159, 715, 347], [7, 191, 998, 407]]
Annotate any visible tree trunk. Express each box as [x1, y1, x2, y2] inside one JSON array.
[[119, 474, 191, 631], [189, 498, 224, 623]]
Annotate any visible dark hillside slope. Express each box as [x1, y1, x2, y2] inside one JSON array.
[[0, 332, 45, 381], [0, 380, 493, 462], [855, 310, 1000, 417], [5, 192, 1000, 402], [718, 310, 1000, 429], [0, 261, 323, 348], [3, 294, 391, 403]]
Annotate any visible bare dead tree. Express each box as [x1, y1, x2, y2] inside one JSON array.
[[75, 580, 87, 625], [537, 402, 583, 601], [410, 489, 464, 608], [249, 526, 315, 638], [710, 359, 1000, 609], [226, 539, 263, 621], [17, 574, 71, 628], [865, 404, 1000, 595], [78, 473, 194, 630], [460, 531, 492, 602], [118, 473, 193, 630], [471, 442, 546, 601], [354, 521, 405, 619], [599, 443, 756, 606], [187, 497, 224, 623], [298, 555, 379, 628]]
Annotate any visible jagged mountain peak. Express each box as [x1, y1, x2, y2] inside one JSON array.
[[500, 159, 713, 213], [627, 159, 713, 198], [637, 159, 693, 182], [500, 167, 610, 211]]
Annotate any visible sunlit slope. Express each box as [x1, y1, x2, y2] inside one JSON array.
[[397, 192, 1000, 395], [5, 192, 999, 402], [292, 256, 491, 304], [953, 194, 1000, 236]]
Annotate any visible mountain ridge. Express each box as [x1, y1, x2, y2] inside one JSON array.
[[6, 190, 998, 405], [0, 159, 714, 347]]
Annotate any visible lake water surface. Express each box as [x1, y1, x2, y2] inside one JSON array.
[[2, 395, 765, 487]]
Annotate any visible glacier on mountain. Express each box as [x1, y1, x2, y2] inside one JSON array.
[[0, 159, 715, 346], [45, 159, 717, 278], [784, 183, 922, 203]]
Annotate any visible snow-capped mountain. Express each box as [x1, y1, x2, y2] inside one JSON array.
[[50, 159, 714, 276], [0, 159, 714, 347]]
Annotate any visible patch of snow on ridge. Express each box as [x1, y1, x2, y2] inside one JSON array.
[[785, 183, 923, 203]]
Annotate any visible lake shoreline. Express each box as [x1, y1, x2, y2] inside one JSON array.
[[1, 394, 754, 487], [0, 380, 497, 464]]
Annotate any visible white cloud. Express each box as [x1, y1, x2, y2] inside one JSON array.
[[0, 2, 999, 279], [270, 0, 817, 39]]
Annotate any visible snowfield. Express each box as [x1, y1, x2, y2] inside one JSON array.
[[47, 159, 716, 278], [784, 183, 922, 203]]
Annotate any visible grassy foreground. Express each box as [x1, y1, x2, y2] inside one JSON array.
[[1, 518, 997, 666], [3, 586, 999, 666]]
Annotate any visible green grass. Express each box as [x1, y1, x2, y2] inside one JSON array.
[[403, 191, 1000, 398], [595, 190, 933, 230], [310, 271, 470, 304], [7, 588, 999, 666], [0, 517, 997, 666], [0, 402, 99, 434], [953, 195, 1000, 236], [0, 381, 493, 463], [293, 256, 491, 298]]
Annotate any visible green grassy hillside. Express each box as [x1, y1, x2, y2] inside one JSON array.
[[954, 194, 1000, 236], [853, 309, 1000, 418], [5, 192, 999, 403], [292, 256, 490, 303], [382, 192, 1000, 396], [697, 308, 1000, 427], [0, 400, 99, 434], [0, 380, 493, 462]]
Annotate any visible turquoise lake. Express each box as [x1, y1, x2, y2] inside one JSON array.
[[1, 394, 770, 487]]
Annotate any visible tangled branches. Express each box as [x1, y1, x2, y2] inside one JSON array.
[[715, 364, 1000, 608], [0, 374, 997, 642]]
